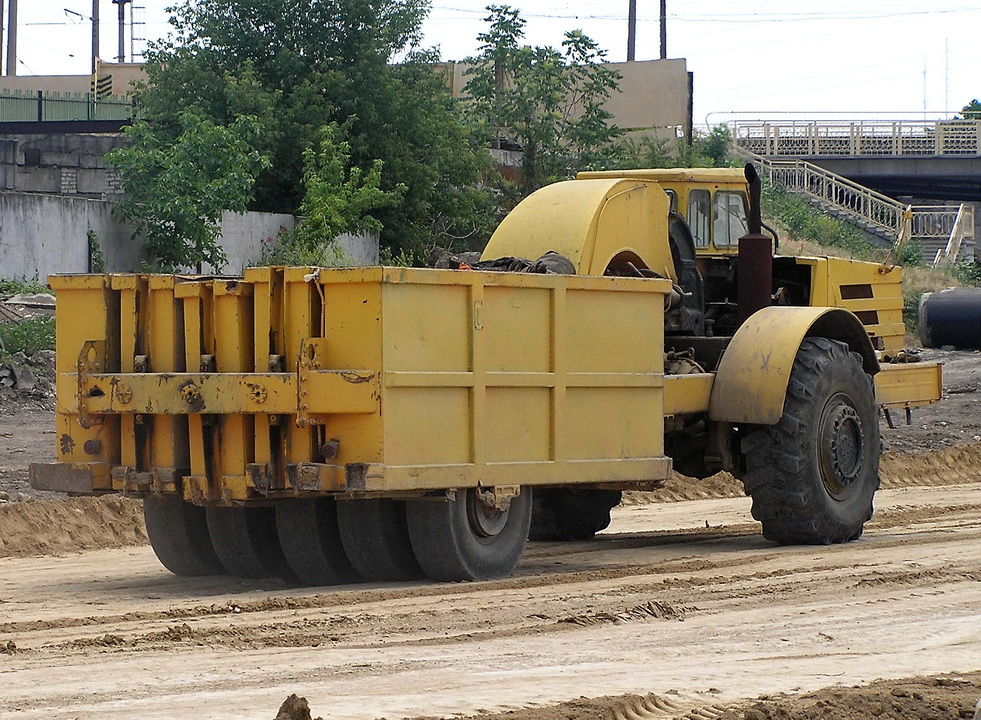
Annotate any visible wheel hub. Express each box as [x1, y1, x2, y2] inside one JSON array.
[[819, 395, 865, 500], [467, 490, 510, 538]]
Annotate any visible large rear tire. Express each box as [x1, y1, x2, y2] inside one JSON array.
[[529, 488, 621, 541], [406, 487, 532, 581], [335, 499, 424, 582], [276, 498, 358, 586], [740, 337, 880, 544], [143, 496, 225, 576], [206, 506, 297, 581]]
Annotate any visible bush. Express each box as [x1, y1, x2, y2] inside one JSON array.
[[953, 258, 981, 286], [896, 239, 923, 267], [0, 317, 56, 357]]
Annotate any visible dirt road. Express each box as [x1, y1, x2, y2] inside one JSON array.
[[2, 480, 980, 720], [2, 348, 980, 718]]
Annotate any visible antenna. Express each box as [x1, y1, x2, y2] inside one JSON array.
[[131, 3, 146, 62]]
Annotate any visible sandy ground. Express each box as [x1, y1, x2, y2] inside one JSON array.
[[1, 349, 980, 719], [2, 483, 981, 719]]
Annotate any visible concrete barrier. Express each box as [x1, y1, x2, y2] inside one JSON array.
[[0, 192, 378, 281]]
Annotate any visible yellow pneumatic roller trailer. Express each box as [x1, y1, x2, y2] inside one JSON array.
[[31, 165, 942, 585]]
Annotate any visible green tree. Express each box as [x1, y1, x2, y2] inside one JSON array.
[[464, 5, 622, 198], [958, 98, 981, 119], [107, 112, 269, 271], [292, 125, 404, 251], [135, 0, 492, 258]]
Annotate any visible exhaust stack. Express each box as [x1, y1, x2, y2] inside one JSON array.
[[737, 163, 773, 323]]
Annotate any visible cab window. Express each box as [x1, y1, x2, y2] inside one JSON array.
[[713, 191, 749, 247], [687, 189, 711, 248]]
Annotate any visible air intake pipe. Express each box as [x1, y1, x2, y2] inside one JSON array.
[[737, 163, 773, 323]]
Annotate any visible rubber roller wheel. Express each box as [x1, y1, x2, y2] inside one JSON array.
[[529, 488, 622, 541], [206, 505, 297, 581], [276, 498, 358, 586], [335, 498, 424, 582], [406, 487, 533, 582], [143, 495, 225, 576]]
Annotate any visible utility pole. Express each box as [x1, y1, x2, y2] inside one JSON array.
[[627, 0, 636, 62], [92, 0, 100, 74], [660, 0, 667, 59], [5, 0, 17, 76], [113, 0, 130, 63], [0, 0, 5, 75]]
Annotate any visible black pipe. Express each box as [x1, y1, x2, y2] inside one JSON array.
[[918, 288, 981, 349]]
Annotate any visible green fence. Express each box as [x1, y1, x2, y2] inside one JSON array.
[[0, 89, 137, 123]]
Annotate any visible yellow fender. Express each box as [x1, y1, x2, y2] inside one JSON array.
[[709, 306, 879, 425], [481, 178, 676, 278]]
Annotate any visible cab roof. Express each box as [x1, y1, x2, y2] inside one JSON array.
[[576, 167, 749, 184]]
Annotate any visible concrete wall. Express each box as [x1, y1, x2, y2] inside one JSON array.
[[0, 133, 128, 199], [0, 193, 378, 281], [0, 192, 141, 281]]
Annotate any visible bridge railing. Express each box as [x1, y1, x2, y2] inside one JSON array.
[[733, 119, 981, 157], [742, 152, 971, 262]]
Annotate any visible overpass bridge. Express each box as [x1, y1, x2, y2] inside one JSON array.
[[731, 118, 980, 264]]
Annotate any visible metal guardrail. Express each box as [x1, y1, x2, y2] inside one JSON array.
[[740, 151, 973, 263], [0, 89, 136, 123], [733, 119, 981, 157]]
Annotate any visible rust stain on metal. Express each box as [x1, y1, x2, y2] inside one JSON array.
[[59, 433, 75, 454], [341, 371, 375, 384], [179, 381, 206, 412]]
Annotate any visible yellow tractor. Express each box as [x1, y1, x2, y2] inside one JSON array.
[[31, 165, 940, 584]]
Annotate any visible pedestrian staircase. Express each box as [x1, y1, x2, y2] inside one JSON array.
[[734, 148, 974, 266]]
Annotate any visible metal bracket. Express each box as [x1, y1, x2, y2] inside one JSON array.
[[476, 484, 520, 512], [75, 340, 106, 429]]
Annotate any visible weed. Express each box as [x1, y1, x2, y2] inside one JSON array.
[[87, 230, 106, 273], [762, 182, 876, 258], [0, 277, 49, 296], [0, 317, 56, 357]]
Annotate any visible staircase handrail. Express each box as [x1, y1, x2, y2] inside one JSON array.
[[736, 148, 970, 260], [933, 203, 975, 266], [742, 151, 908, 235]]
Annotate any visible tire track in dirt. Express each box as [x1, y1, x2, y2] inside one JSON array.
[[4, 495, 980, 649]]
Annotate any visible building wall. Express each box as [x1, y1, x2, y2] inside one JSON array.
[[442, 58, 692, 139], [0, 62, 148, 97], [607, 59, 690, 136]]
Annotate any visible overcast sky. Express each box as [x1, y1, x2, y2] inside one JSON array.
[[15, 1, 981, 127]]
